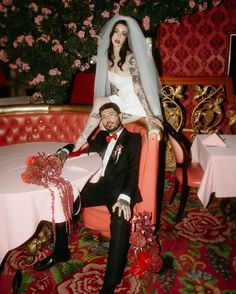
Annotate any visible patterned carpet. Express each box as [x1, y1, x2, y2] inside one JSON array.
[[0, 171, 236, 293]]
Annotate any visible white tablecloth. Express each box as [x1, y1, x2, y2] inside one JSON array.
[[191, 135, 236, 207], [0, 142, 102, 264]]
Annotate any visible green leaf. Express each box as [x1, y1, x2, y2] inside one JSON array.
[[18, 271, 34, 293], [188, 247, 201, 257], [207, 243, 230, 257]]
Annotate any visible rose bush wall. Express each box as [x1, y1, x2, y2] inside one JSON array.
[[0, 0, 222, 103]]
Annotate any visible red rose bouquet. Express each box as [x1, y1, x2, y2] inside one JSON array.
[[21, 154, 74, 239], [129, 211, 163, 276]]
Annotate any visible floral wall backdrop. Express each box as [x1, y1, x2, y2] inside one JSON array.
[[159, 0, 236, 76], [0, 0, 222, 104]]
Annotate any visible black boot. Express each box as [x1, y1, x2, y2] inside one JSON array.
[[33, 222, 70, 271]]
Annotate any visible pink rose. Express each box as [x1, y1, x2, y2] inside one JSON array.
[[56, 263, 104, 293], [41, 7, 52, 15], [78, 30, 85, 38], [189, 0, 196, 9], [22, 63, 30, 72], [134, 0, 141, 6], [175, 211, 230, 243], [142, 16, 150, 31], [34, 15, 43, 26], [28, 3, 38, 13], [37, 34, 50, 43], [113, 3, 120, 14], [198, 1, 208, 12], [25, 35, 34, 47], [0, 49, 8, 62], [68, 22, 77, 31], [16, 35, 24, 43], [3, 0, 12, 6], [49, 68, 61, 76], [101, 10, 109, 18], [74, 59, 81, 67], [56, 263, 141, 294], [89, 29, 96, 38], [9, 63, 17, 69]]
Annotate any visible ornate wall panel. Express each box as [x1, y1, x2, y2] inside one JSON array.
[[159, 0, 236, 76]]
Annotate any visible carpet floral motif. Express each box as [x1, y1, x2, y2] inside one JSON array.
[[175, 211, 231, 243], [0, 171, 235, 293]]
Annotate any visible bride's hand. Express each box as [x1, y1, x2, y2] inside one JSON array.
[[147, 116, 163, 129], [147, 116, 164, 141]]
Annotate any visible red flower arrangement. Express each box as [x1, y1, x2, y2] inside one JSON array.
[[21, 154, 75, 239], [129, 211, 163, 276]]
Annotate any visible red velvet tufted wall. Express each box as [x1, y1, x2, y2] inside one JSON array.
[[159, 0, 236, 76], [0, 111, 89, 146]]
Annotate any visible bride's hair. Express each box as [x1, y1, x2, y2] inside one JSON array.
[[108, 20, 131, 71], [94, 14, 162, 118]]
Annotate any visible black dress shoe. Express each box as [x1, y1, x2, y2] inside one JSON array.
[[99, 282, 116, 294], [33, 250, 70, 271]]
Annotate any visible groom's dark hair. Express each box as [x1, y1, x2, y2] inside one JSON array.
[[99, 102, 121, 115]]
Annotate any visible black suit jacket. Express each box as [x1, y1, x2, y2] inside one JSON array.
[[88, 128, 142, 205], [62, 128, 142, 205]]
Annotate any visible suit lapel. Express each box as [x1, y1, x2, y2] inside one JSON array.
[[107, 129, 129, 165]]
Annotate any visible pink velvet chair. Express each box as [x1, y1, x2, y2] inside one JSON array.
[[82, 121, 161, 237], [166, 122, 203, 222], [0, 104, 161, 238]]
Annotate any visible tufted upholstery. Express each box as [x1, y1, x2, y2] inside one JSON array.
[[0, 105, 89, 146], [0, 104, 160, 236]]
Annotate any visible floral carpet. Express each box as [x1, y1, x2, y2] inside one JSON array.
[[0, 171, 236, 293]]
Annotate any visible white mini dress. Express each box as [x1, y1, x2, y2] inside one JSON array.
[[108, 71, 146, 117]]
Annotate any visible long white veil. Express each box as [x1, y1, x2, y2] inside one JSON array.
[[94, 14, 162, 118]]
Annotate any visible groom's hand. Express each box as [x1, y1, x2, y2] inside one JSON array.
[[112, 199, 131, 221], [56, 149, 69, 164]]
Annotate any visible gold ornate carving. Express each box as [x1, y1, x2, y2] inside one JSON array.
[[161, 85, 186, 170], [161, 85, 185, 131], [228, 108, 236, 134], [161, 83, 226, 169], [25, 223, 52, 264], [190, 84, 225, 140]]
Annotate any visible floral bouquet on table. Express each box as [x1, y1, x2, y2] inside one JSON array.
[[21, 153, 75, 239], [129, 211, 163, 276]]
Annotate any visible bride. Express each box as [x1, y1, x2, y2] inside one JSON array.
[[73, 14, 163, 153]]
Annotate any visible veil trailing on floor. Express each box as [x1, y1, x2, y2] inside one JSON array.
[[94, 14, 163, 118]]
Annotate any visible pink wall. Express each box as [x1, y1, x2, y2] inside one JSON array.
[[159, 0, 236, 77]]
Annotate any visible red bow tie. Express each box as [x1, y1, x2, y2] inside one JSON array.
[[106, 133, 117, 142]]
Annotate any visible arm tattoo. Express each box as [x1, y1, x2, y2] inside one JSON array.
[[129, 55, 153, 116], [111, 84, 118, 95], [91, 112, 100, 119], [122, 113, 133, 120]]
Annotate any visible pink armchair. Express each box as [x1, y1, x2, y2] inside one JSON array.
[[83, 122, 160, 236]]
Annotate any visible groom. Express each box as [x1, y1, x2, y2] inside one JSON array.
[[33, 102, 142, 294]]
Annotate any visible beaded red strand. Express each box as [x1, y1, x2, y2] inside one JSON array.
[[21, 154, 75, 240]]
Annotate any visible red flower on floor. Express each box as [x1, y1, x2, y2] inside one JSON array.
[[129, 212, 163, 276]]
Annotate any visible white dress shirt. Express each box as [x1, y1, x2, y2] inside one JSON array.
[[102, 128, 130, 204]]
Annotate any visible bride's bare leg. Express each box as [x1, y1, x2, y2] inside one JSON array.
[[122, 114, 163, 141], [74, 97, 110, 151]]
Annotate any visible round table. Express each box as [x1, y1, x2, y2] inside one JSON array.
[[0, 142, 102, 264]]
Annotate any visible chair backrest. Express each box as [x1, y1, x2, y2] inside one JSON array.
[[165, 122, 192, 168]]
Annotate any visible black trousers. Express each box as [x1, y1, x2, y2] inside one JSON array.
[[55, 180, 132, 286]]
